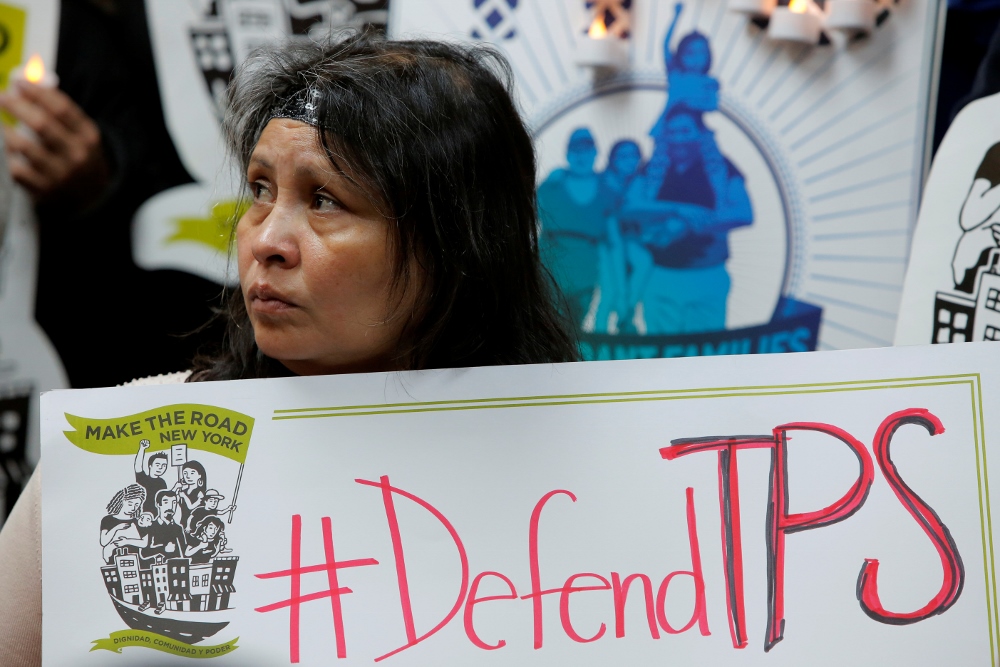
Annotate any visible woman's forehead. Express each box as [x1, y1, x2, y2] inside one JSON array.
[[252, 118, 325, 161]]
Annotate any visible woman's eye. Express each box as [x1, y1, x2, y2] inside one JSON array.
[[314, 193, 341, 212], [250, 181, 274, 203]]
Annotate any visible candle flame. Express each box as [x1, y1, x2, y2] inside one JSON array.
[[24, 54, 45, 84], [788, 0, 808, 13], [588, 15, 608, 39]]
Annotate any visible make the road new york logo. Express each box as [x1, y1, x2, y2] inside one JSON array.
[[62, 404, 254, 659]]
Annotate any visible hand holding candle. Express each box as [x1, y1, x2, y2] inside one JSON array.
[[12, 54, 60, 89], [0, 54, 109, 204]]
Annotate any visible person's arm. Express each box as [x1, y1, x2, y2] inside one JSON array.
[[184, 541, 207, 558], [133, 439, 149, 475], [99, 521, 129, 548], [621, 177, 712, 223], [0, 469, 42, 665], [705, 173, 753, 234]]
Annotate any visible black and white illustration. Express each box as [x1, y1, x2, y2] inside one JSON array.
[[97, 439, 241, 645], [896, 91, 1000, 345]]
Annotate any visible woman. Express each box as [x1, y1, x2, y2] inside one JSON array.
[[185, 516, 228, 564], [0, 31, 577, 663], [174, 460, 207, 529], [98, 485, 147, 564]]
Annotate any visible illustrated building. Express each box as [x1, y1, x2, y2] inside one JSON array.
[[101, 566, 121, 600], [114, 549, 143, 605], [151, 554, 169, 606], [207, 556, 239, 611], [189, 563, 214, 611], [139, 569, 156, 608], [934, 248, 1000, 343], [166, 558, 192, 611]]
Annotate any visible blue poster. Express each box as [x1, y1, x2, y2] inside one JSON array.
[[390, 0, 940, 359], [536, 6, 819, 359]]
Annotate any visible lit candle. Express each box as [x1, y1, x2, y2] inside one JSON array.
[[768, 0, 822, 44], [728, 0, 777, 17], [575, 15, 628, 69], [824, 0, 876, 34], [10, 54, 59, 89]]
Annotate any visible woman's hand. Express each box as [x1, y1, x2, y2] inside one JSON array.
[[0, 81, 110, 204]]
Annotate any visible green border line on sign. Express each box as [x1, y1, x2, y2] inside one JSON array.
[[272, 372, 996, 663]]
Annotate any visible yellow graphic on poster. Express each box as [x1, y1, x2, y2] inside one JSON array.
[[0, 3, 25, 125], [64, 404, 254, 465], [168, 200, 246, 254]]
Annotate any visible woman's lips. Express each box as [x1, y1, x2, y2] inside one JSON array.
[[248, 285, 298, 314]]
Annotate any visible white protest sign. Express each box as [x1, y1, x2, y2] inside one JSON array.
[[896, 90, 1000, 346], [42, 344, 999, 664]]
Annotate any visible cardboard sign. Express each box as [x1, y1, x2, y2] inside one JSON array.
[[391, 0, 941, 357], [42, 343, 1000, 664]]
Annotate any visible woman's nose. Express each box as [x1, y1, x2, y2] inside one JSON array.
[[251, 199, 302, 268]]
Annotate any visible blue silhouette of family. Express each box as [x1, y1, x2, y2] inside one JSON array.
[[539, 10, 752, 336], [99, 440, 235, 569]]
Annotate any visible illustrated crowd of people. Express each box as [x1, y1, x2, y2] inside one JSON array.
[[538, 5, 753, 336], [99, 441, 235, 581]]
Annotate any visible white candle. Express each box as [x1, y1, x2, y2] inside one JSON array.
[[728, 0, 777, 17], [825, 0, 876, 33], [768, 1, 822, 44], [576, 38, 628, 68], [10, 54, 59, 89], [575, 16, 629, 69]]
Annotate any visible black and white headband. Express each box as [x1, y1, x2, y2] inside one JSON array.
[[270, 85, 322, 126]]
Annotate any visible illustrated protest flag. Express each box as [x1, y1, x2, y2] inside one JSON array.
[[42, 343, 1000, 664]]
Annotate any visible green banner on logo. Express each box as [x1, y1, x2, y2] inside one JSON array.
[[90, 630, 238, 658], [64, 404, 254, 465]]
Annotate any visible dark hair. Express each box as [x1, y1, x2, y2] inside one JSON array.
[[154, 489, 178, 506], [106, 484, 146, 516], [181, 461, 207, 490], [148, 451, 168, 466], [190, 31, 578, 380], [192, 516, 226, 540]]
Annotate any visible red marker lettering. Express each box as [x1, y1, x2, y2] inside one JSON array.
[[611, 572, 660, 639], [661, 435, 774, 648], [764, 423, 874, 651], [522, 489, 576, 649], [254, 515, 378, 662], [857, 409, 965, 623], [656, 487, 711, 636], [356, 476, 470, 662], [464, 571, 519, 650], [559, 573, 612, 643]]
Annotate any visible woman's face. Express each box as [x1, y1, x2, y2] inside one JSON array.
[[611, 144, 641, 177], [204, 523, 219, 540], [238, 119, 421, 375], [121, 497, 140, 517], [680, 39, 709, 73], [183, 467, 202, 486]]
